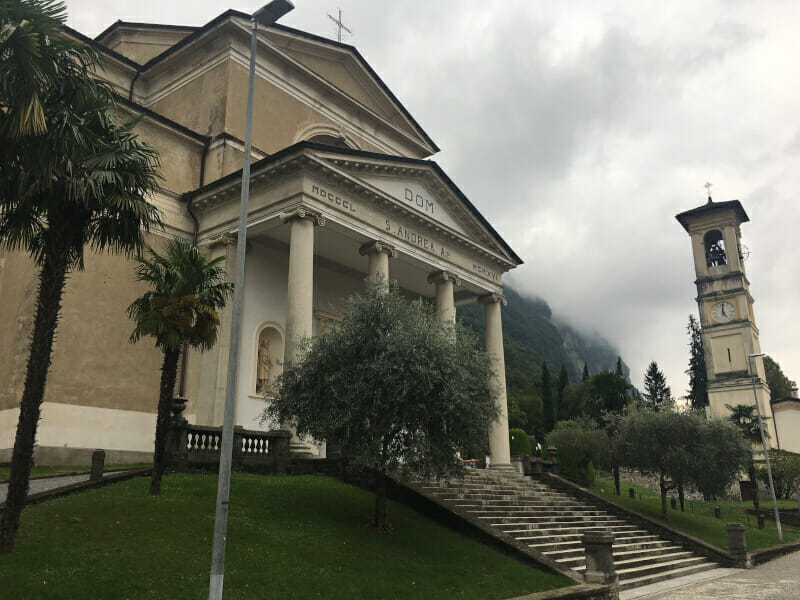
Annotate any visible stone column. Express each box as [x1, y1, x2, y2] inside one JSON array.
[[427, 271, 460, 323], [196, 233, 237, 425], [479, 292, 512, 469], [281, 208, 324, 366], [359, 240, 397, 290]]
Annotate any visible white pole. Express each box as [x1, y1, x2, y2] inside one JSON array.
[[748, 353, 783, 543]]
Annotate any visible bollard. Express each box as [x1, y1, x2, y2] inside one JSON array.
[[714, 506, 721, 519], [725, 523, 750, 567], [90, 449, 105, 482], [629, 487, 635, 499], [582, 529, 617, 585], [757, 512, 765, 529], [671, 498, 677, 510]]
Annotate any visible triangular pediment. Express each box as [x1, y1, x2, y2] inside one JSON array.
[[308, 148, 521, 265], [264, 26, 437, 155]]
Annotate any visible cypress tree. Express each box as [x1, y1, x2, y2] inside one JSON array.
[[615, 356, 624, 377], [686, 315, 708, 409], [582, 363, 590, 382], [542, 362, 554, 434], [557, 364, 569, 420]]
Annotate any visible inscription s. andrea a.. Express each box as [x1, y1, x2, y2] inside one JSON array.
[[312, 185, 356, 213], [385, 219, 450, 259]]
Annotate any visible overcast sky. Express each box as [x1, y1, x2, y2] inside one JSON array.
[[67, 1, 800, 395]]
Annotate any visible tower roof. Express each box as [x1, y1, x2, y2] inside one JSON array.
[[675, 199, 749, 232]]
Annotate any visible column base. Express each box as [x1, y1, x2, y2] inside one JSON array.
[[489, 463, 514, 470]]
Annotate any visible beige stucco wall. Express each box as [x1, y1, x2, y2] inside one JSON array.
[[148, 62, 230, 139], [225, 61, 385, 155], [772, 402, 800, 454]]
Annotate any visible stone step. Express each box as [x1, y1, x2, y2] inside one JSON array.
[[416, 470, 719, 592], [614, 556, 712, 581], [618, 561, 718, 591]]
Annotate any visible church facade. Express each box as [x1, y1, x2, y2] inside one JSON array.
[[0, 11, 521, 466]]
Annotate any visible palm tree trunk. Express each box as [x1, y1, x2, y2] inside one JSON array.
[[0, 251, 69, 554], [149, 348, 180, 496]]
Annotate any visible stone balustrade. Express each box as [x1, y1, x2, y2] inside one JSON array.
[[167, 422, 292, 474]]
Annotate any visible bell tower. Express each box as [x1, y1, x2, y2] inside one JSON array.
[[676, 194, 776, 443]]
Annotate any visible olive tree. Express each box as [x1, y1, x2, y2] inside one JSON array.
[[264, 281, 498, 531]]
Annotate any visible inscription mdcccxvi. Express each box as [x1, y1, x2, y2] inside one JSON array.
[[310, 182, 499, 282]]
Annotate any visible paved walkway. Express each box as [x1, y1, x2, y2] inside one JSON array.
[[0, 470, 132, 503], [630, 551, 800, 599]]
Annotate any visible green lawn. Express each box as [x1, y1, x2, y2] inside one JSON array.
[[594, 478, 800, 551], [0, 463, 150, 481], [1, 473, 571, 599]]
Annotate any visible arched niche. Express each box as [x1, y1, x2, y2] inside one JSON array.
[[294, 123, 362, 150], [704, 230, 727, 267], [253, 322, 284, 398]]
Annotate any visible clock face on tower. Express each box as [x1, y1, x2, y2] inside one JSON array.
[[711, 301, 736, 324]]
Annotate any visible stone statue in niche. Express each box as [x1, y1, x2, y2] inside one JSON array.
[[256, 336, 272, 396]]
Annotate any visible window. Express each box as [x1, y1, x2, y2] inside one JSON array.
[[704, 230, 727, 267]]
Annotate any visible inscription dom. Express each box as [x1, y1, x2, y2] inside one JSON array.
[[404, 187, 435, 216], [312, 185, 356, 213]]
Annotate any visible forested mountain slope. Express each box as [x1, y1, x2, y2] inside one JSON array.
[[458, 285, 628, 393]]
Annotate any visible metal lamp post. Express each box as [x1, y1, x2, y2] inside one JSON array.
[[747, 352, 783, 543], [209, 2, 294, 598]]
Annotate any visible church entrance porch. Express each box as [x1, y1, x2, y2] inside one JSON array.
[[184, 142, 520, 468]]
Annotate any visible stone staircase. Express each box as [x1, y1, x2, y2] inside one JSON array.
[[416, 469, 718, 591]]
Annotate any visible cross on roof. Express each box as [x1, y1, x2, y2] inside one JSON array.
[[327, 8, 352, 43], [705, 182, 713, 203]]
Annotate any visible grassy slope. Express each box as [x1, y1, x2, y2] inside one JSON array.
[[594, 478, 800, 550], [1, 473, 571, 599]]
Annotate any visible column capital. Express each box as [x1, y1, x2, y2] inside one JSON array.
[[280, 207, 326, 227], [359, 240, 398, 259], [427, 270, 461, 286], [208, 232, 237, 249], [478, 292, 507, 306]]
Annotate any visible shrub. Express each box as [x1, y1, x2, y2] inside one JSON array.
[[544, 420, 609, 486], [758, 450, 800, 499], [509, 428, 532, 456]]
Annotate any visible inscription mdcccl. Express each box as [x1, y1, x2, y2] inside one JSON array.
[[312, 185, 356, 213]]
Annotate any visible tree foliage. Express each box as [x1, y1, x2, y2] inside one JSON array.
[[758, 450, 800, 499], [616, 410, 749, 519], [764, 355, 796, 400], [642, 361, 673, 412], [686, 315, 708, 409], [265, 282, 498, 530], [545, 420, 610, 486]]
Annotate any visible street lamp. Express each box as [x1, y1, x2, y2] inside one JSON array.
[[209, 2, 295, 599], [747, 352, 783, 543]]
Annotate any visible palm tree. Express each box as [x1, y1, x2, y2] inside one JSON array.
[[0, 3, 162, 553], [0, 0, 73, 137], [128, 238, 232, 495]]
